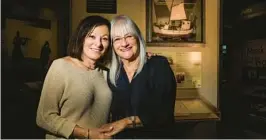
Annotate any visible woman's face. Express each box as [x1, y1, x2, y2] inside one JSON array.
[[82, 25, 109, 62], [112, 34, 139, 61]]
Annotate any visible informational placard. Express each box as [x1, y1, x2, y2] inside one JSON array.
[[87, 0, 117, 14], [242, 38, 266, 123], [149, 51, 202, 89], [242, 38, 266, 84]]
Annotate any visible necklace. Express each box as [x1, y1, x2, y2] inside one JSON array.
[[123, 60, 139, 82], [123, 65, 137, 73], [80, 61, 96, 70], [70, 57, 96, 70]]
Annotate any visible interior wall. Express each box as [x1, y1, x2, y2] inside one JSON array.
[[199, 0, 219, 107], [5, 9, 58, 59], [71, 0, 219, 107], [71, 0, 145, 35]]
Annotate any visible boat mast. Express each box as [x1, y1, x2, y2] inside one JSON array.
[[168, 0, 174, 25]]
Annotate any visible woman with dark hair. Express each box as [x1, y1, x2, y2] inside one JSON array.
[[36, 15, 113, 139]]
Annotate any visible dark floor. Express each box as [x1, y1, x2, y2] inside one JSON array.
[[1, 58, 266, 139]]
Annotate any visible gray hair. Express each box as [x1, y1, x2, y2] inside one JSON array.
[[109, 15, 147, 86]]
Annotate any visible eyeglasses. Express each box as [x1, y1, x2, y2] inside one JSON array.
[[113, 34, 135, 45]]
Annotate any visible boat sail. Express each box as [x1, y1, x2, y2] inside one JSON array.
[[153, 0, 194, 38]]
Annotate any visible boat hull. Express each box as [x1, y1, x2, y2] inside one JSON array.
[[153, 26, 193, 38]]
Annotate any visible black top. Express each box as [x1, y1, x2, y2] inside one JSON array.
[[107, 56, 177, 138]]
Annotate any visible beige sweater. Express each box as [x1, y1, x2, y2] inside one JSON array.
[[36, 58, 112, 139]]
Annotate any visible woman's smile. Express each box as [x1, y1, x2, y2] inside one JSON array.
[[90, 47, 103, 53], [120, 46, 132, 52]]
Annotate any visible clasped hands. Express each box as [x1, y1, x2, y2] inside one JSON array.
[[93, 118, 129, 139]]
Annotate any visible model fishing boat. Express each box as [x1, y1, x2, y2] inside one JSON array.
[[153, 0, 195, 38]]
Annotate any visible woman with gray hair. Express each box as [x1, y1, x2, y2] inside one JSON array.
[[103, 15, 177, 138]]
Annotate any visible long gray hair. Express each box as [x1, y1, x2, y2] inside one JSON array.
[[109, 15, 147, 86]]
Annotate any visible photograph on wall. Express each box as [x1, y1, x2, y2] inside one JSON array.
[[146, 0, 204, 46]]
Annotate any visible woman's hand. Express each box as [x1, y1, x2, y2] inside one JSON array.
[[101, 118, 131, 137], [146, 52, 157, 59], [72, 125, 113, 139], [88, 127, 113, 139]]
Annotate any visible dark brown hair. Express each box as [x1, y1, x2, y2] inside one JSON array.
[[67, 15, 111, 62]]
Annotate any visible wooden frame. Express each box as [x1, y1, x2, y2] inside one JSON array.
[[146, 0, 204, 46]]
